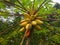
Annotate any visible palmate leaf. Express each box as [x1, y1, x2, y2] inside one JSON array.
[[37, 0, 53, 14], [19, 0, 35, 10], [34, 0, 45, 9], [20, 0, 31, 6]]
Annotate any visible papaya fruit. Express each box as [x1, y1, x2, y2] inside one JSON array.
[[31, 21, 37, 25], [20, 22, 28, 26], [35, 25, 41, 30], [25, 30, 30, 37], [35, 19, 43, 24], [26, 23, 32, 30]]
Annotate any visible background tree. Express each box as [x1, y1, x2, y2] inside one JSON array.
[[54, 3, 60, 9]]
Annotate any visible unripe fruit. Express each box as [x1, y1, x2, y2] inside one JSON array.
[[26, 23, 32, 30], [36, 19, 43, 24], [25, 18, 30, 21], [20, 22, 28, 26], [23, 13, 31, 19], [31, 21, 37, 25], [20, 19, 26, 23], [19, 27, 25, 32], [35, 25, 41, 30]]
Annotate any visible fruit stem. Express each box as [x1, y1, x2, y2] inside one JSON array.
[[26, 38, 30, 45], [20, 30, 28, 45]]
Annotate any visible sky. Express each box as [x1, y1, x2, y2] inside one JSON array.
[[52, 0, 60, 4], [31, 0, 60, 4]]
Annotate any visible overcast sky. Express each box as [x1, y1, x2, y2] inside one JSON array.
[[52, 0, 60, 4]]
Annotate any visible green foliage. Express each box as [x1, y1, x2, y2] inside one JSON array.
[[50, 34, 60, 44], [0, 2, 6, 8], [0, 0, 60, 45]]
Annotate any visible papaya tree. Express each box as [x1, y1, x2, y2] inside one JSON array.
[[0, 0, 60, 45]]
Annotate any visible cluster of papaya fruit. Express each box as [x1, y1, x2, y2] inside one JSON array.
[[19, 9, 43, 37]]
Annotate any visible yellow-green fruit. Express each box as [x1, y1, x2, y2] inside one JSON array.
[[25, 18, 30, 21], [19, 27, 25, 32], [36, 19, 43, 24], [20, 18, 30, 23], [20, 19, 26, 23], [23, 13, 31, 19], [35, 25, 41, 30], [20, 22, 28, 26], [31, 21, 37, 25], [26, 23, 32, 30]]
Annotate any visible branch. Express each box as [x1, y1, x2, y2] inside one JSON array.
[[33, 0, 46, 15], [42, 0, 51, 10], [4, 0, 21, 7], [3, 0, 26, 12], [32, 0, 35, 10], [26, 38, 30, 45], [17, 0, 27, 11], [17, 0, 30, 14]]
